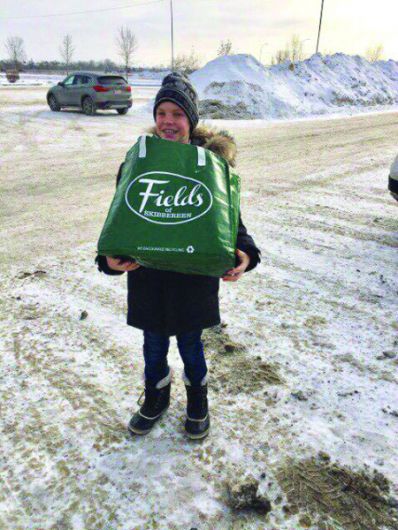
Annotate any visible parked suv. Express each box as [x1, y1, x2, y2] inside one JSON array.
[[46, 72, 132, 115]]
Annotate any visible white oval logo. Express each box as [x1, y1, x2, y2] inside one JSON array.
[[125, 171, 213, 225]]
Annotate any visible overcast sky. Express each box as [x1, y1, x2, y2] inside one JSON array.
[[2, 0, 397, 66]]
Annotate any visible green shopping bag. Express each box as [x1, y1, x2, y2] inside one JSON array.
[[97, 135, 240, 277]]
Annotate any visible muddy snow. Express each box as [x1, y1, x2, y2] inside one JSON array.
[[1, 88, 397, 530]]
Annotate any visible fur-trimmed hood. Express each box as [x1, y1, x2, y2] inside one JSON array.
[[147, 125, 237, 167]]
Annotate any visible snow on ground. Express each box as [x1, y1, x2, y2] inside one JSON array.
[[0, 72, 163, 87], [0, 85, 158, 112], [0, 88, 398, 529], [191, 53, 398, 119]]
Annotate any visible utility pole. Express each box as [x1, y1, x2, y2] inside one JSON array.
[[316, 0, 324, 54], [170, 0, 174, 70]]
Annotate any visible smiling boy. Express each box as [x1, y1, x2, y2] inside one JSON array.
[[97, 72, 261, 439]]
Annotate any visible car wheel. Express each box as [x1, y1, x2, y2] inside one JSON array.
[[117, 108, 129, 115], [48, 94, 61, 112], [82, 96, 96, 116]]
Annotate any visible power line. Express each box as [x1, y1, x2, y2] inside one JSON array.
[[1, 0, 165, 20]]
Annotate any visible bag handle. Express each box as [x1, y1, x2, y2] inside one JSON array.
[[197, 146, 206, 166], [139, 135, 206, 167], [139, 135, 147, 158]]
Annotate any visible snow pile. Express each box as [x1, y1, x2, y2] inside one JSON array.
[[191, 53, 398, 119]]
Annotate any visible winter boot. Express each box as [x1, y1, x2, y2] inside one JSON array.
[[183, 372, 210, 440], [128, 371, 171, 435]]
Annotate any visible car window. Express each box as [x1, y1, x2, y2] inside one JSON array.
[[63, 75, 75, 86], [74, 75, 90, 85], [97, 76, 127, 86]]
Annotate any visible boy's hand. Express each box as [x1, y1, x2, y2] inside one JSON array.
[[106, 256, 141, 272], [222, 249, 250, 282]]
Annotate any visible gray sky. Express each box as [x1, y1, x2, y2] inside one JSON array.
[[2, 0, 397, 66]]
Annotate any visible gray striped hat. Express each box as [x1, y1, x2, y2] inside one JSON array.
[[153, 72, 199, 132]]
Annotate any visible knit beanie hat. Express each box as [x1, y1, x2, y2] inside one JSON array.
[[153, 72, 199, 131]]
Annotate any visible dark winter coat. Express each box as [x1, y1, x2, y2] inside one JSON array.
[[389, 154, 398, 201], [96, 126, 261, 336]]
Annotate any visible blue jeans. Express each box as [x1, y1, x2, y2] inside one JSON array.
[[143, 329, 207, 386]]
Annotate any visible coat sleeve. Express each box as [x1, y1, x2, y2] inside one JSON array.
[[236, 212, 261, 272], [389, 155, 398, 198], [96, 163, 125, 276]]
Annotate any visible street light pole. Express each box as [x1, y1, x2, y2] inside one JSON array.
[[316, 0, 324, 54], [259, 42, 268, 64], [170, 0, 175, 70]]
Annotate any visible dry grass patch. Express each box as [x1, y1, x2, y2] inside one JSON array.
[[277, 454, 398, 530], [203, 325, 283, 395]]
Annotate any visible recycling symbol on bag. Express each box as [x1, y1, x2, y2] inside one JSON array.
[[186, 246, 195, 254]]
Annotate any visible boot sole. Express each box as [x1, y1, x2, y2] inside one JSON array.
[[185, 428, 210, 440], [127, 408, 168, 436], [128, 425, 152, 435]]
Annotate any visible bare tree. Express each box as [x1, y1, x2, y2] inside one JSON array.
[[104, 58, 117, 73], [271, 34, 304, 65], [366, 44, 384, 62], [5, 36, 26, 70], [59, 34, 75, 75], [271, 48, 289, 65], [289, 34, 303, 63], [174, 47, 200, 75], [217, 39, 233, 56], [116, 26, 138, 81]]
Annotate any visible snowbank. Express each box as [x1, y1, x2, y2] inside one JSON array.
[[191, 53, 398, 119]]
